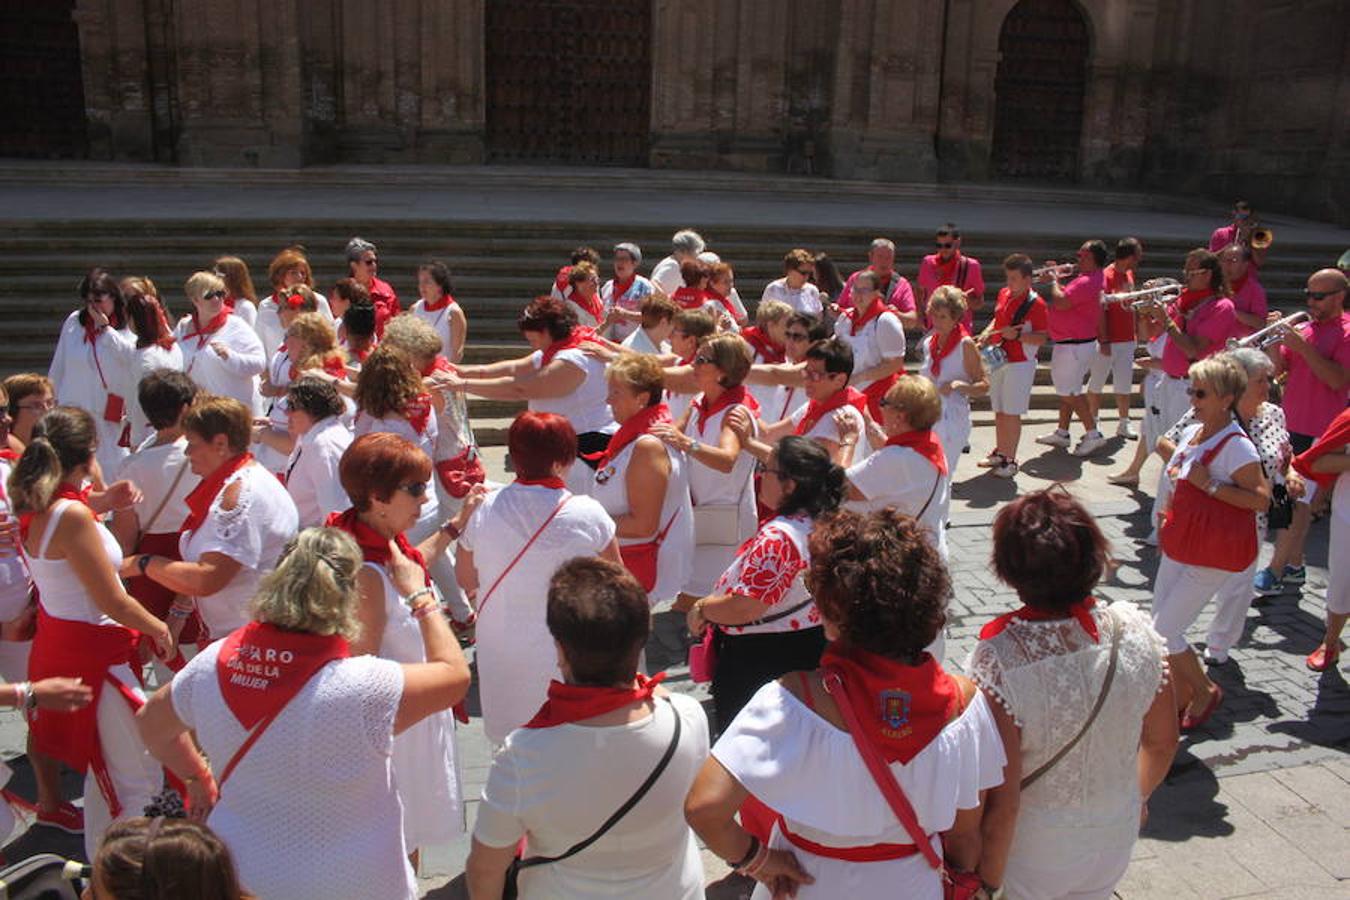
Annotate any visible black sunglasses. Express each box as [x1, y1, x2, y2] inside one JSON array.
[[1306, 288, 1345, 301], [398, 482, 428, 498], [935, 242, 955, 249], [693, 354, 713, 365], [203, 290, 227, 301]]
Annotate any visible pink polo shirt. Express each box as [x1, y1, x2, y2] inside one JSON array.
[[1160, 296, 1237, 378], [918, 254, 983, 330], [1228, 275, 1268, 338], [1048, 270, 1105, 342], [838, 268, 916, 315], [1280, 313, 1350, 436]]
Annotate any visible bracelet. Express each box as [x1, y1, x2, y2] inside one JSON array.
[[11, 681, 27, 709], [137, 554, 153, 576], [727, 834, 760, 870], [411, 602, 439, 621], [167, 606, 192, 619], [738, 842, 771, 877], [405, 587, 436, 608], [1205, 479, 1222, 496], [23, 681, 36, 711], [440, 520, 462, 540]]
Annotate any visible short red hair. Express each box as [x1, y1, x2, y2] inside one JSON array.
[[508, 411, 576, 480], [339, 433, 433, 512]]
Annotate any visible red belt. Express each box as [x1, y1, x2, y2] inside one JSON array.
[[778, 816, 922, 862]]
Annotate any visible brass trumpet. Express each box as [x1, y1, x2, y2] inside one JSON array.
[[1033, 262, 1077, 282], [1250, 226, 1273, 250], [1103, 278, 1181, 308], [1226, 311, 1309, 350]]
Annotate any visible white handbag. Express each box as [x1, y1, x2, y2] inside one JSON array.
[[692, 503, 744, 546]]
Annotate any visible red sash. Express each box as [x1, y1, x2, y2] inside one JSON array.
[[539, 326, 596, 367], [216, 621, 350, 730], [927, 326, 968, 379], [181, 452, 252, 536], [884, 429, 948, 476], [523, 672, 666, 728], [795, 387, 866, 437], [980, 597, 1099, 643], [818, 642, 960, 764], [29, 608, 142, 816], [325, 508, 431, 587], [741, 327, 785, 364], [778, 817, 921, 862], [589, 403, 671, 470], [1293, 407, 1350, 491], [693, 386, 757, 436]]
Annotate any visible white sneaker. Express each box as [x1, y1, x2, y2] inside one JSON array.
[[1116, 419, 1138, 440], [1035, 429, 1072, 448], [992, 459, 1019, 478], [1072, 431, 1108, 456]]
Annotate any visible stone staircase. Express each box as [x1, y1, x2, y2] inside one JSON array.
[[1, 212, 1342, 446]]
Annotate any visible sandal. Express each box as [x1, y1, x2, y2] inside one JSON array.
[[1107, 472, 1140, 486], [977, 451, 1007, 469], [1306, 644, 1342, 672], [1180, 685, 1223, 732]]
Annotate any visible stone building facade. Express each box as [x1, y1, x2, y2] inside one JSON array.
[[4, 0, 1347, 222]]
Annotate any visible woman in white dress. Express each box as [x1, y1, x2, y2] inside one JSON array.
[[137, 526, 471, 900], [175, 271, 267, 411], [9, 406, 178, 860], [741, 300, 793, 417], [654, 334, 758, 603], [327, 433, 479, 860], [279, 378, 352, 529], [663, 309, 719, 424], [457, 411, 620, 745], [255, 246, 335, 364], [119, 278, 184, 449], [467, 558, 709, 899], [408, 259, 468, 364], [832, 268, 908, 440], [919, 285, 988, 475], [686, 508, 1005, 900], [591, 354, 694, 608], [970, 489, 1178, 900], [47, 267, 134, 478], [122, 395, 299, 644], [601, 241, 655, 341], [213, 255, 260, 329], [255, 301, 347, 474]]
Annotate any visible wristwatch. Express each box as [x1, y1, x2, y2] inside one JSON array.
[[440, 519, 461, 540], [1205, 479, 1222, 496], [138, 554, 153, 576]]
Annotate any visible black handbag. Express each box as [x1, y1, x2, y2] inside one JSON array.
[[502, 698, 683, 899], [1267, 482, 1294, 531]]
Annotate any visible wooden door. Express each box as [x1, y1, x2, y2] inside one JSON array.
[[0, 1, 87, 158]]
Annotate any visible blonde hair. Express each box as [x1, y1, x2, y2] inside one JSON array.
[[698, 333, 753, 387], [213, 256, 258, 304], [1189, 355, 1247, 404], [380, 314, 443, 363], [754, 299, 793, 328], [251, 528, 362, 639], [286, 313, 343, 371], [7, 406, 97, 515], [606, 352, 665, 407], [926, 284, 967, 322], [884, 376, 942, 431], [184, 271, 225, 305]]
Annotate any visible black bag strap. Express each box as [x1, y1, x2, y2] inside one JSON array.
[[1009, 293, 1037, 328], [747, 597, 813, 627], [916, 468, 942, 522], [517, 697, 682, 870]]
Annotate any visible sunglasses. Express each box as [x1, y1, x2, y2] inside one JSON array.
[[1186, 387, 1208, 399], [203, 290, 227, 301], [784, 331, 810, 341], [1305, 288, 1345, 301], [358, 258, 378, 267], [693, 354, 713, 365], [398, 482, 428, 498], [935, 242, 955, 249]]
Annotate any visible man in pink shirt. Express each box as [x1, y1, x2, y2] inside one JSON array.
[[1088, 237, 1144, 440], [837, 238, 919, 329], [1220, 243, 1268, 338], [1208, 200, 1268, 269], [917, 222, 985, 330], [1036, 240, 1109, 457]]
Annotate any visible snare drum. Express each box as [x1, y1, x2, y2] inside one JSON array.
[[980, 343, 1008, 373]]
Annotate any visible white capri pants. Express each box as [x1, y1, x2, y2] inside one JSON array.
[[1050, 342, 1096, 396], [1087, 342, 1136, 395], [990, 359, 1037, 416], [1004, 838, 1134, 900], [1155, 375, 1193, 439], [1151, 553, 1235, 655], [82, 664, 162, 862], [1205, 523, 1265, 653], [1329, 515, 1350, 616]]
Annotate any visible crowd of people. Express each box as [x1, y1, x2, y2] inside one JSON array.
[[0, 207, 1343, 900]]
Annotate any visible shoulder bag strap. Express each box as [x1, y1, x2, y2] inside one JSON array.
[[1010, 293, 1037, 327], [820, 666, 945, 872], [747, 597, 814, 627], [1020, 608, 1122, 790], [916, 469, 942, 522], [956, 258, 969, 292], [139, 458, 191, 537], [518, 697, 683, 869], [476, 494, 571, 618], [1199, 430, 1247, 467]]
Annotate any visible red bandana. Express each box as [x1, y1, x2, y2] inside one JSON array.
[[1171, 288, 1216, 324], [182, 310, 230, 348], [848, 300, 892, 337], [705, 289, 740, 320], [927, 326, 968, 379], [795, 387, 866, 437], [19, 482, 91, 542], [860, 373, 901, 421], [403, 392, 433, 435], [980, 596, 1100, 643], [820, 642, 961, 763], [420, 355, 455, 378], [0, 448, 19, 461], [539, 326, 596, 367], [290, 352, 347, 382], [524, 672, 666, 728], [693, 385, 758, 436], [216, 621, 351, 729], [181, 452, 253, 536], [884, 429, 948, 476], [324, 508, 431, 587], [1293, 407, 1350, 490], [554, 265, 573, 295], [610, 276, 636, 302], [348, 341, 375, 363], [222, 294, 237, 312], [515, 476, 566, 489], [671, 286, 707, 311], [590, 403, 671, 470], [741, 327, 785, 364], [571, 289, 605, 324], [423, 293, 456, 313], [82, 322, 105, 346]]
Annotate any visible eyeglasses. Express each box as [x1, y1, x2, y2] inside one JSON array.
[[398, 482, 428, 498], [803, 368, 835, 382], [784, 331, 810, 341], [203, 290, 227, 301], [693, 354, 713, 365], [935, 242, 955, 249], [1186, 387, 1208, 399], [1305, 288, 1345, 301], [358, 258, 378, 267]]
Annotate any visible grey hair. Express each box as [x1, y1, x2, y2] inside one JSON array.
[[671, 229, 706, 256], [345, 236, 377, 262], [870, 238, 896, 253], [250, 527, 363, 639], [614, 242, 642, 265], [1222, 347, 1276, 378], [697, 250, 721, 265]]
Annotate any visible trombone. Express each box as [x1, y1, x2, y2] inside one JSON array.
[[1033, 262, 1077, 282], [1227, 311, 1310, 350], [1103, 278, 1181, 309]]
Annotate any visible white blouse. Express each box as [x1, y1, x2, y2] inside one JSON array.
[[255, 292, 334, 365], [285, 416, 353, 528], [179, 463, 299, 639], [48, 312, 134, 476], [122, 342, 185, 449], [115, 436, 199, 535], [602, 275, 655, 340], [713, 515, 817, 636], [834, 309, 907, 392], [846, 445, 950, 559], [528, 347, 616, 436], [761, 278, 823, 317], [176, 315, 267, 410]]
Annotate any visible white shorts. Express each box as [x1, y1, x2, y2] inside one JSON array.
[[1050, 342, 1096, 396], [1087, 342, 1136, 395], [990, 359, 1037, 416]]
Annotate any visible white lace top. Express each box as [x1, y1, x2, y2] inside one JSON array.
[[965, 602, 1167, 860]]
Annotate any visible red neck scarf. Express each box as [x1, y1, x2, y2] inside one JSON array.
[[348, 340, 374, 363], [980, 596, 1100, 643], [610, 276, 636, 301], [795, 386, 866, 436], [222, 294, 238, 312], [884, 429, 948, 476], [403, 392, 433, 435], [554, 266, 573, 295], [183, 310, 229, 347], [324, 508, 430, 587], [515, 476, 566, 489], [671, 286, 707, 310], [19, 482, 91, 542], [216, 621, 351, 729], [181, 452, 253, 535], [0, 448, 18, 461], [1173, 288, 1216, 322], [820, 642, 961, 764], [420, 355, 455, 378], [423, 293, 456, 313], [290, 352, 347, 381], [933, 252, 961, 283], [705, 289, 739, 320], [82, 322, 106, 346], [539, 326, 596, 367], [927, 326, 968, 379], [848, 298, 891, 336], [741, 327, 785, 364], [694, 385, 757, 436], [1293, 407, 1350, 490], [524, 672, 666, 728], [591, 403, 671, 469], [571, 289, 604, 324]]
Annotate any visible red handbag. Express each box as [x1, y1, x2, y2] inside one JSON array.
[[434, 446, 486, 499], [1160, 432, 1258, 572], [618, 509, 680, 592]]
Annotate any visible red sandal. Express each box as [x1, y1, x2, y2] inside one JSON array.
[[1306, 644, 1342, 672]]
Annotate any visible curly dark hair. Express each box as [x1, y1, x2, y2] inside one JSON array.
[[991, 488, 1111, 613], [808, 508, 950, 661], [517, 295, 576, 342], [773, 435, 846, 519]]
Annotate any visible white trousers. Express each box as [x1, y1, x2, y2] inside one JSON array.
[[82, 664, 161, 862], [1004, 839, 1133, 900], [1205, 555, 1261, 654], [1151, 553, 1233, 655], [1329, 515, 1350, 617]]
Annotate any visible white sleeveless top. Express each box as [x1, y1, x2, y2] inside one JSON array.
[[834, 308, 907, 393], [354, 411, 441, 534], [920, 336, 973, 421], [26, 499, 122, 626], [681, 395, 759, 516], [590, 437, 695, 605], [0, 459, 33, 622], [528, 347, 616, 436], [409, 299, 461, 362]]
